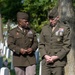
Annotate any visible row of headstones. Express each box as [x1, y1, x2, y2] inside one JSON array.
[[0, 39, 11, 58], [0, 39, 14, 75], [0, 49, 14, 75], [0, 39, 15, 75], [0, 46, 14, 70]]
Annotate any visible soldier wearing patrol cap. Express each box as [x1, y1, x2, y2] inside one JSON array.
[[7, 12, 38, 75], [48, 6, 58, 19], [39, 7, 71, 75]]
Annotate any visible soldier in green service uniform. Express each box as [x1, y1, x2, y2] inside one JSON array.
[[39, 8, 71, 75], [7, 12, 38, 75]]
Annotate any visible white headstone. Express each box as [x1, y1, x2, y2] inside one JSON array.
[[0, 42, 4, 56], [11, 51, 14, 70], [3, 46, 7, 56], [6, 48, 10, 59], [0, 67, 10, 75], [39, 61, 42, 75], [5, 39, 7, 47]]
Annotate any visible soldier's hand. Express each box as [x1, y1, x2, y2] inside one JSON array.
[[51, 56, 59, 61], [44, 55, 53, 63], [27, 48, 33, 54], [20, 48, 27, 54]]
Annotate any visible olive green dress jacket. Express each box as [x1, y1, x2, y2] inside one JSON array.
[[39, 22, 71, 67], [8, 26, 38, 67]]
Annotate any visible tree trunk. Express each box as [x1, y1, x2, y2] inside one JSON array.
[[58, 0, 75, 75], [0, 13, 3, 42]]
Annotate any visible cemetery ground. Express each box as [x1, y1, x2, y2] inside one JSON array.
[[2, 55, 39, 75]]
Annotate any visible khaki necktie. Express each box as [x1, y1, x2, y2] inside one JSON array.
[[52, 27, 55, 32]]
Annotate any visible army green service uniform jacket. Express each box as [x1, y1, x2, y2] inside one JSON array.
[[8, 26, 38, 67], [39, 22, 71, 67]]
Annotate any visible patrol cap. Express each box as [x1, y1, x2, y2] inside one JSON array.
[[48, 6, 58, 19], [17, 12, 29, 21]]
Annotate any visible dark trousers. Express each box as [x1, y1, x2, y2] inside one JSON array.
[[14, 65, 36, 75], [42, 64, 64, 75]]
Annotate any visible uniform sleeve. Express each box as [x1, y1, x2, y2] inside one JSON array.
[[7, 31, 21, 54], [39, 30, 47, 58], [55, 26, 71, 60], [31, 31, 38, 51]]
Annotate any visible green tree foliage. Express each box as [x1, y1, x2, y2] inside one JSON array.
[[73, 0, 75, 9], [22, 0, 57, 33], [0, 0, 23, 22]]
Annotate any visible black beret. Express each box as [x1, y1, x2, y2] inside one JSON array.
[[48, 6, 58, 19], [17, 12, 29, 21]]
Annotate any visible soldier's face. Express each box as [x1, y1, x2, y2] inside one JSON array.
[[50, 16, 59, 26], [50, 18, 56, 26], [18, 19, 29, 28]]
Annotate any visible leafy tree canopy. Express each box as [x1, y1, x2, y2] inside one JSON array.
[[22, 0, 57, 33], [0, 0, 23, 22]]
